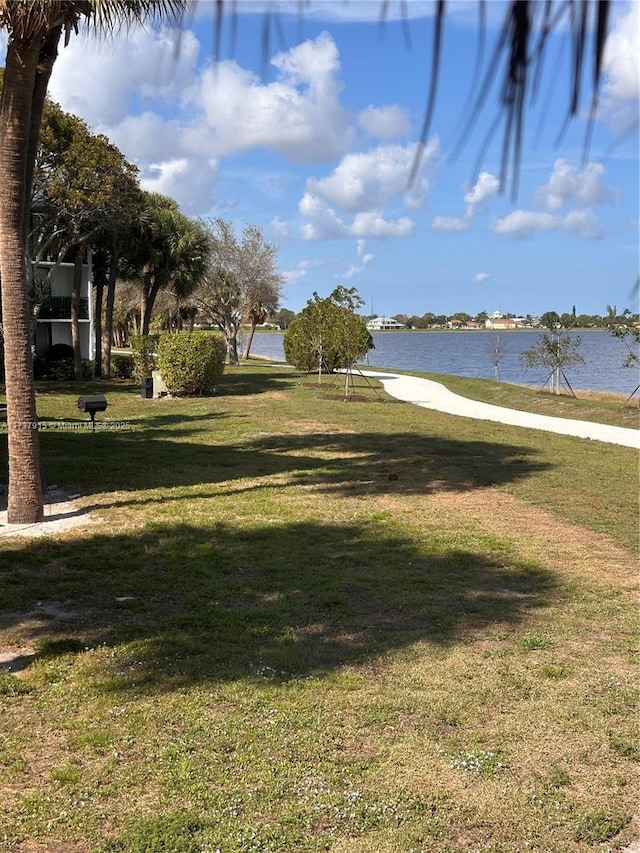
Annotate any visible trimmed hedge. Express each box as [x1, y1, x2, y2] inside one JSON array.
[[110, 352, 134, 380], [157, 332, 226, 396], [130, 334, 159, 382]]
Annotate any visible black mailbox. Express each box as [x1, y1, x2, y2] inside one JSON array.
[[77, 395, 108, 430]]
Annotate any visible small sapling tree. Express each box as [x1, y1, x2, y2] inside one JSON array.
[[521, 316, 584, 395], [284, 286, 373, 381], [487, 335, 508, 381], [609, 321, 640, 400]]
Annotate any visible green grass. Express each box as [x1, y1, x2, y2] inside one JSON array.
[[0, 365, 637, 852]]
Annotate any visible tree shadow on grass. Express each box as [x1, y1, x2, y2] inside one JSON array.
[[0, 518, 558, 693], [27, 426, 550, 503], [210, 368, 298, 397]]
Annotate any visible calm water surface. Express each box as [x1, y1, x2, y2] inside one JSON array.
[[248, 330, 640, 395]]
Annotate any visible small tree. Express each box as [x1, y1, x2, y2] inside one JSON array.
[[521, 328, 585, 395], [487, 335, 508, 381], [193, 219, 282, 364], [609, 323, 640, 400], [273, 308, 296, 330], [610, 324, 640, 369], [284, 287, 373, 379]]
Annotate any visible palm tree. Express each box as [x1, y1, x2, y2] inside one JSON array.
[[120, 192, 212, 335], [0, 1, 185, 523]]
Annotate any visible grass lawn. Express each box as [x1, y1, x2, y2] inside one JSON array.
[[0, 364, 638, 852]]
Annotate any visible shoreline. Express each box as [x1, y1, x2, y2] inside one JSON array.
[[246, 328, 637, 397], [247, 356, 639, 406]]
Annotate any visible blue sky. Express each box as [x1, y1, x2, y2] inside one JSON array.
[[39, 0, 639, 317]]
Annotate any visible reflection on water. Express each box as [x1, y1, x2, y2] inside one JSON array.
[[248, 330, 639, 395]]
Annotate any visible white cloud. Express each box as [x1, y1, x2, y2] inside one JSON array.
[[49, 27, 200, 127], [463, 172, 500, 217], [431, 215, 469, 232], [561, 208, 603, 238], [343, 240, 375, 279], [283, 267, 308, 284], [108, 111, 187, 162], [356, 239, 374, 264], [493, 210, 557, 238], [305, 140, 439, 213], [602, 0, 640, 134], [535, 159, 619, 211], [270, 217, 290, 241], [197, 32, 353, 162], [299, 194, 413, 240], [349, 211, 414, 238], [283, 258, 321, 284], [140, 157, 218, 214], [474, 272, 490, 282], [358, 105, 412, 140], [343, 264, 363, 280], [492, 208, 603, 239], [298, 139, 438, 241]]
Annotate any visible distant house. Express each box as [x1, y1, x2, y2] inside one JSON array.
[[366, 316, 406, 331], [484, 316, 525, 330], [33, 251, 94, 361]]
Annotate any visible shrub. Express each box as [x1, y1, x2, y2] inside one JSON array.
[[157, 331, 226, 396], [82, 359, 95, 380], [44, 358, 74, 381], [284, 289, 373, 373], [110, 352, 134, 379], [130, 334, 159, 382]]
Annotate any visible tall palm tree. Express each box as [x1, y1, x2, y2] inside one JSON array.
[[0, 1, 185, 523]]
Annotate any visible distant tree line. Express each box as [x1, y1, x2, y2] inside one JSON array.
[[361, 309, 640, 330]]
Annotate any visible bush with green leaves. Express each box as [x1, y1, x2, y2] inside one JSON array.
[[110, 352, 134, 380], [130, 334, 159, 381], [284, 287, 373, 373], [41, 357, 95, 381], [157, 331, 226, 396]]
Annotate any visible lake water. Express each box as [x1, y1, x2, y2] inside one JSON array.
[[247, 329, 640, 396]]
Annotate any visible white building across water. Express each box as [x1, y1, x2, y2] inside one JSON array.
[[366, 316, 406, 331]]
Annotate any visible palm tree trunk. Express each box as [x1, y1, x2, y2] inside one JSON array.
[[242, 320, 258, 360], [141, 278, 162, 335], [225, 321, 239, 364], [102, 250, 119, 378], [71, 243, 84, 381], [0, 39, 44, 523], [22, 25, 62, 244], [93, 249, 109, 379]]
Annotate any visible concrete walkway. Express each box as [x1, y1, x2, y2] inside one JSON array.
[[360, 370, 640, 449]]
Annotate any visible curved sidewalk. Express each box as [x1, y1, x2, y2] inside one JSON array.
[[360, 371, 640, 449]]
